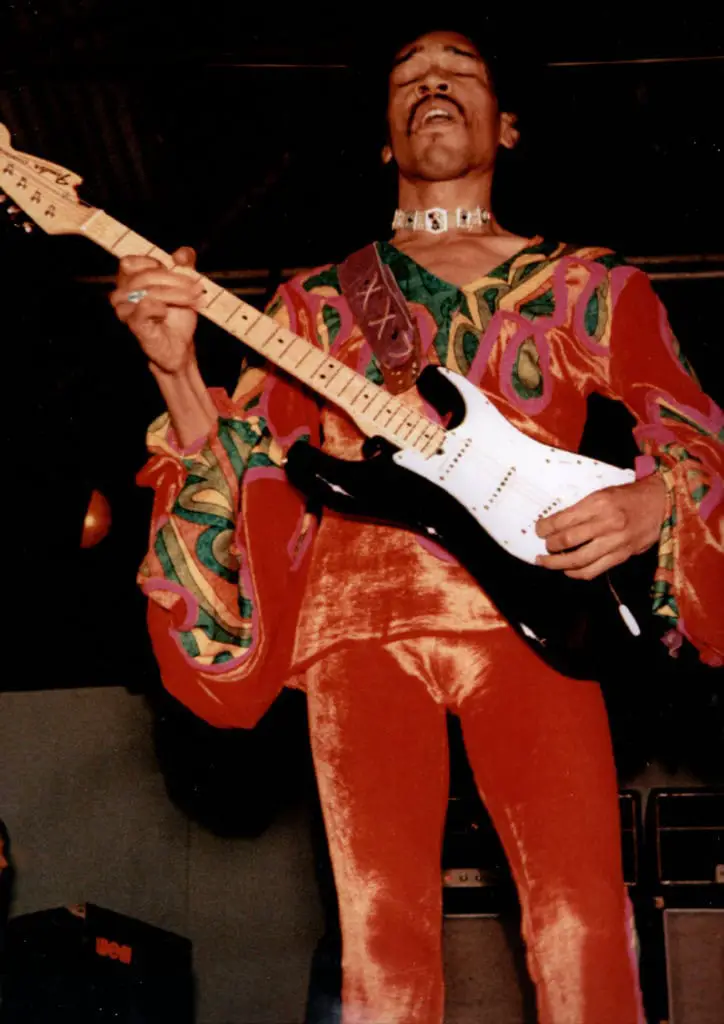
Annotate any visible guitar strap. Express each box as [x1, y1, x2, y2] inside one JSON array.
[[337, 243, 421, 394]]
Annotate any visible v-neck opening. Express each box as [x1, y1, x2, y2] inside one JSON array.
[[377, 235, 546, 296]]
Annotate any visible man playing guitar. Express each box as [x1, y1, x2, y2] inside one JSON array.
[[111, 26, 723, 1024]]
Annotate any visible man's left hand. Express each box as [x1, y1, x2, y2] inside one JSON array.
[[535, 473, 667, 579]]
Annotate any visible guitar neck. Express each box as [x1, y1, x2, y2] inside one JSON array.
[[80, 208, 444, 456]]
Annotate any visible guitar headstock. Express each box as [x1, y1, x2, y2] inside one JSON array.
[[0, 123, 92, 235]]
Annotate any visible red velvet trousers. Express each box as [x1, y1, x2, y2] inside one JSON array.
[[304, 629, 644, 1024]]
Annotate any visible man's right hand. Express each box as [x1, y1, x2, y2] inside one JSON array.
[[111, 246, 204, 374]]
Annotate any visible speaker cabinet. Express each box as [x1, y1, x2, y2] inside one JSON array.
[[644, 789, 724, 1024], [443, 916, 536, 1024], [661, 906, 724, 1024]]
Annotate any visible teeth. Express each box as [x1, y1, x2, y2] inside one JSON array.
[[423, 107, 453, 124]]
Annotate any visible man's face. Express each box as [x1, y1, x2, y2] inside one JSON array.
[[387, 31, 513, 182]]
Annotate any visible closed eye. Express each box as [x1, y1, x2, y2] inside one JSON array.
[[397, 69, 480, 89]]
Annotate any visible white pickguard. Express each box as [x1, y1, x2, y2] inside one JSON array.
[[394, 368, 635, 565]]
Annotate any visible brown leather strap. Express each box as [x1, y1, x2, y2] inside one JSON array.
[[337, 243, 421, 394]]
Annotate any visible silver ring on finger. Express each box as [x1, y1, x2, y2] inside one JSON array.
[[126, 289, 149, 304]]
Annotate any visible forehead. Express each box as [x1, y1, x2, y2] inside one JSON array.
[[393, 30, 483, 64]]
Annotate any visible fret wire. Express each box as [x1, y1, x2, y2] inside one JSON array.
[[383, 401, 404, 420], [405, 418, 424, 442], [279, 335, 307, 362], [414, 432, 435, 454], [308, 353, 333, 381], [408, 419, 430, 447], [110, 227, 131, 250], [372, 397, 398, 422], [399, 423, 421, 448], [323, 364, 344, 389], [295, 348, 313, 371], [236, 302, 253, 320], [274, 333, 299, 362], [419, 429, 441, 457], [361, 389, 386, 415], [386, 405, 411, 432], [309, 358, 340, 388], [336, 371, 359, 399], [428, 427, 448, 455], [148, 245, 173, 267], [204, 289, 222, 311], [399, 413, 422, 442], [413, 414, 439, 438], [234, 309, 263, 334], [224, 301, 242, 325], [169, 263, 201, 281], [260, 323, 282, 349], [107, 220, 128, 249], [348, 380, 374, 407]]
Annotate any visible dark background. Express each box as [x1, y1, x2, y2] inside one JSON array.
[[0, 3, 722, 770]]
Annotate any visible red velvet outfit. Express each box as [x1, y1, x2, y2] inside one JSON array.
[[138, 240, 723, 1023]]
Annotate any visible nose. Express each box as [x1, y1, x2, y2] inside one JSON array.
[[416, 75, 450, 98]]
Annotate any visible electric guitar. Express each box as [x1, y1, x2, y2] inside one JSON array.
[[0, 124, 660, 680]]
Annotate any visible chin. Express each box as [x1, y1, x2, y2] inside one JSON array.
[[415, 157, 471, 182], [405, 140, 472, 182]]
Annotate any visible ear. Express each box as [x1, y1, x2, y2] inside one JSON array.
[[499, 112, 520, 151], [381, 144, 394, 165]]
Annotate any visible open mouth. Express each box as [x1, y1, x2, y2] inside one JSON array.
[[409, 97, 464, 134]]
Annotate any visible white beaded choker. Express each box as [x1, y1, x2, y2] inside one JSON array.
[[392, 206, 491, 234]]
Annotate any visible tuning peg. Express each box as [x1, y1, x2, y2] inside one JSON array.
[[0, 193, 6, 203], [21, 221, 33, 234], [6, 205, 20, 217]]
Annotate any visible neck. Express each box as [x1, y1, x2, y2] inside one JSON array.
[[396, 168, 493, 216]]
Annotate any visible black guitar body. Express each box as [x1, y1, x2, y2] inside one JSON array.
[[284, 384, 664, 683]]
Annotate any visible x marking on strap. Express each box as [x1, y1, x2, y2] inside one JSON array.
[[360, 274, 383, 312], [369, 297, 396, 341]]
